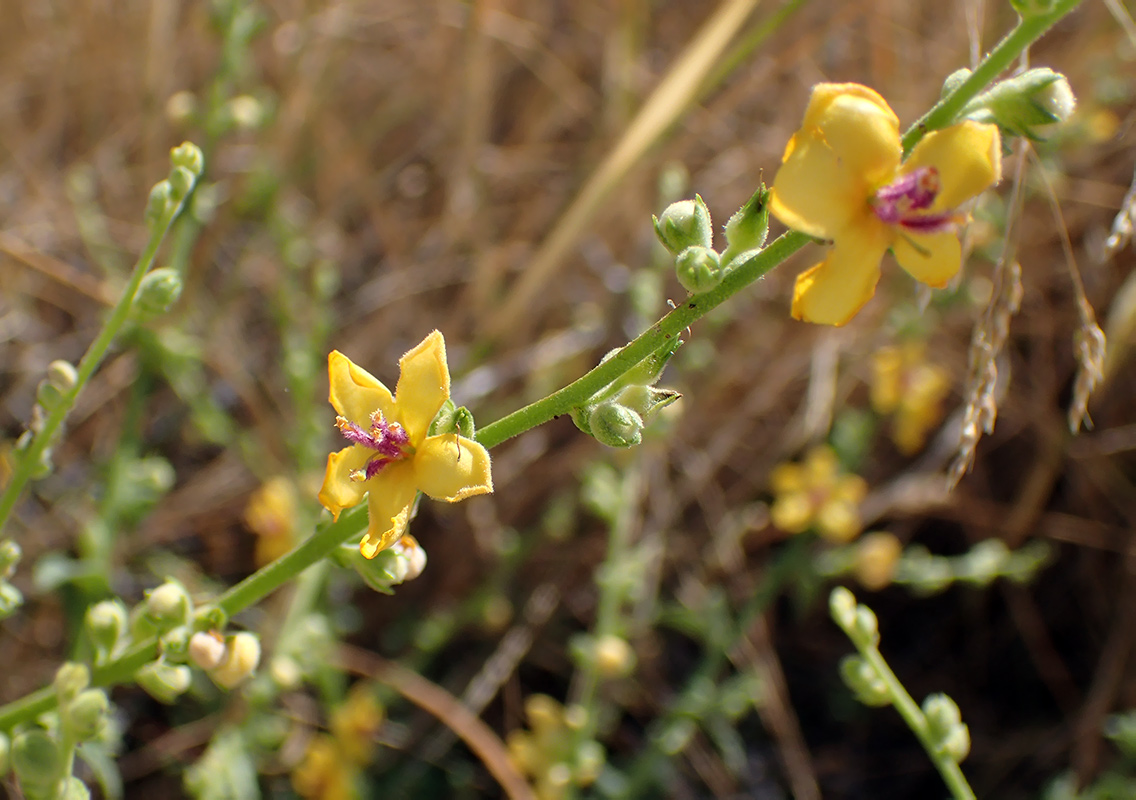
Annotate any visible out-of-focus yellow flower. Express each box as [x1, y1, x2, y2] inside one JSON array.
[[770, 83, 1002, 325], [318, 331, 493, 559], [291, 734, 356, 800], [870, 342, 951, 455], [506, 695, 603, 800], [244, 476, 297, 566], [329, 684, 384, 765], [854, 531, 904, 590], [769, 445, 867, 543]]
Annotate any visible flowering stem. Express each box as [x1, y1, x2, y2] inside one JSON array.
[[0, 190, 192, 539], [476, 230, 811, 449], [900, 0, 1084, 155]]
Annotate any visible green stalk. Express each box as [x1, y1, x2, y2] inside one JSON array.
[[900, 0, 1084, 154]]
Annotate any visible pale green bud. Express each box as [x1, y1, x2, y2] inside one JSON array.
[[145, 181, 173, 228], [615, 384, 681, 422], [0, 583, 22, 618], [53, 663, 90, 704], [675, 246, 722, 294], [160, 626, 192, 662], [653, 195, 712, 255], [11, 730, 63, 794], [720, 185, 770, 269], [170, 142, 204, 177], [853, 605, 879, 644], [588, 402, 643, 448], [0, 731, 9, 776], [839, 655, 891, 707], [34, 380, 65, 413], [939, 724, 971, 762], [923, 693, 963, 737], [941, 68, 972, 99], [429, 399, 476, 439], [145, 580, 192, 629], [133, 268, 183, 320], [962, 67, 1076, 140], [0, 540, 21, 575], [60, 776, 91, 800], [45, 361, 78, 393], [64, 689, 109, 741], [168, 166, 196, 201], [135, 661, 192, 704], [84, 600, 128, 660], [829, 586, 858, 632]]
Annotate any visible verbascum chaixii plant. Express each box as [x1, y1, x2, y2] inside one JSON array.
[[317, 331, 493, 559], [769, 83, 1002, 325], [769, 445, 867, 543], [870, 342, 952, 454]]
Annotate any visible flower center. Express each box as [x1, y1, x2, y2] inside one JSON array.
[[870, 166, 957, 234], [336, 411, 411, 481]]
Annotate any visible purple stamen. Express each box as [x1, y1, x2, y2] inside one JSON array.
[[336, 411, 411, 482], [871, 166, 955, 234]]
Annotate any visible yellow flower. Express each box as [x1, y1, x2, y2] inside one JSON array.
[[318, 331, 493, 559], [329, 684, 384, 765], [244, 476, 297, 566], [871, 342, 951, 454], [506, 695, 602, 800], [854, 531, 903, 591], [291, 734, 357, 800], [770, 83, 1002, 325], [769, 445, 867, 543]]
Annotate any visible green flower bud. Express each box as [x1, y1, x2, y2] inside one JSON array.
[[615, 384, 681, 422], [133, 268, 183, 320], [347, 535, 428, 594], [941, 68, 972, 99], [45, 361, 78, 393], [10, 730, 64, 794], [0, 582, 22, 618], [0, 731, 9, 776], [145, 181, 173, 228], [923, 693, 963, 738], [939, 724, 971, 762], [429, 400, 476, 439], [829, 586, 858, 632], [64, 689, 109, 741], [60, 776, 91, 800], [587, 402, 643, 448], [168, 166, 196, 201], [160, 626, 192, 662], [84, 600, 128, 661], [195, 606, 228, 632], [145, 580, 192, 630], [135, 660, 192, 704], [720, 185, 770, 269], [208, 632, 261, 690], [170, 142, 204, 177], [653, 195, 712, 255], [35, 380, 65, 413], [53, 663, 90, 704], [0, 540, 20, 575], [839, 655, 891, 707], [675, 246, 722, 294], [853, 605, 879, 644], [962, 67, 1076, 140]]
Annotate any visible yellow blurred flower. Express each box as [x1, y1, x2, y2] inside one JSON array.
[[318, 331, 493, 559], [870, 342, 951, 455], [244, 476, 297, 566], [769, 445, 867, 543], [770, 83, 1002, 325], [854, 531, 904, 591], [506, 695, 602, 800], [291, 734, 357, 800], [329, 684, 384, 765]]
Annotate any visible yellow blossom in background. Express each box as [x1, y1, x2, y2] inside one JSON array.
[[769, 83, 1002, 325], [243, 476, 297, 566], [329, 684, 384, 765], [871, 342, 951, 454], [291, 734, 357, 800], [854, 531, 904, 591], [507, 695, 603, 800], [769, 445, 867, 543], [318, 331, 493, 559]]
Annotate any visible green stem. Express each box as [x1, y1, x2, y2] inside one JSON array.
[[0, 195, 190, 539], [900, 0, 1084, 155], [476, 230, 811, 450], [858, 643, 976, 800]]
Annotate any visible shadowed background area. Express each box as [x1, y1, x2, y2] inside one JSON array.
[[1, 1, 1135, 798]]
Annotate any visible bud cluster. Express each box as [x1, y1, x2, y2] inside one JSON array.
[[145, 142, 204, 231], [332, 534, 428, 594]]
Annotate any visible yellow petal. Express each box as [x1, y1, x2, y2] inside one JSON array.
[[809, 86, 902, 185], [791, 222, 890, 326], [770, 133, 863, 239], [394, 331, 450, 444], [770, 462, 805, 494], [902, 121, 1001, 211], [413, 434, 494, 501], [891, 230, 961, 288], [770, 491, 813, 534], [360, 461, 418, 558], [318, 446, 370, 520], [328, 350, 395, 425]]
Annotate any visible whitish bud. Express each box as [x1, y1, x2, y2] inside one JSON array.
[[593, 634, 636, 680], [85, 600, 128, 659], [188, 631, 227, 671], [720, 185, 770, 269], [839, 655, 891, 707], [923, 693, 963, 737], [134, 268, 183, 320], [136, 660, 192, 704], [653, 195, 712, 255], [588, 402, 643, 448], [675, 246, 722, 294], [940, 724, 971, 762], [829, 586, 858, 632], [941, 68, 973, 99], [165, 91, 197, 126], [45, 361, 78, 393], [0, 583, 22, 618], [227, 95, 264, 130], [208, 632, 261, 689], [53, 662, 90, 704], [0, 540, 21, 575], [64, 689, 109, 741], [10, 730, 64, 793], [853, 605, 879, 644], [170, 142, 204, 177], [145, 580, 192, 629]]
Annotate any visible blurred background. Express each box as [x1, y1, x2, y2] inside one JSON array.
[[1, 0, 1135, 798]]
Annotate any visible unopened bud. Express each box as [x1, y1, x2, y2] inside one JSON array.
[[593, 634, 636, 680], [136, 660, 192, 704], [853, 605, 879, 644], [828, 586, 858, 632], [962, 67, 1076, 140], [168, 166, 196, 201], [588, 402, 643, 448], [53, 662, 90, 704], [65, 689, 109, 741], [675, 246, 722, 294], [145, 580, 192, 629], [145, 181, 173, 228], [653, 195, 712, 255], [134, 268, 183, 320], [60, 776, 91, 800], [10, 730, 64, 793], [0, 583, 22, 618], [839, 655, 891, 707], [941, 68, 973, 99], [0, 540, 20, 575], [45, 361, 78, 393], [0, 731, 9, 776], [188, 631, 227, 671], [616, 384, 681, 422], [160, 626, 191, 661], [228, 95, 264, 130], [208, 632, 261, 689], [170, 142, 204, 177], [720, 185, 770, 269], [85, 600, 128, 659]]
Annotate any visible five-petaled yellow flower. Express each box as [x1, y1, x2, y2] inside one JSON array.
[[770, 83, 1002, 325], [318, 331, 493, 559]]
